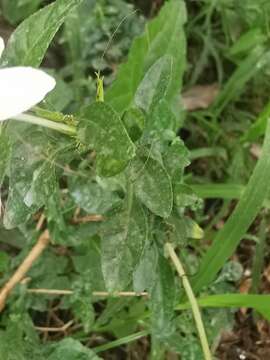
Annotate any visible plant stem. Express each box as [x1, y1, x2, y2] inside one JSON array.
[[0, 230, 50, 312], [12, 113, 76, 135], [165, 242, 212, 360]]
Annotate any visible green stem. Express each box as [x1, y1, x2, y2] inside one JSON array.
[[165, 243, 212, 360], [93, 330, 149, 353], [12, 113, 76, 136]]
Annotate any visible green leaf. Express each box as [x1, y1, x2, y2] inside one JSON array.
[[0, 314, 44, 360], [69, 274, 95, 333], [46, 338, 101, 360], [176, 294, 270, 323], [3, 130, 56, 229], [192, 118, 270, 293], [101, 198, 147, 291], [163, 138, 190, 183], [106, 0, 187, 113], [1, 0, 83, 67], [131, 156, 173, 218], [1, 0, 42, 25], [122, 107, 145, 142], [69, 177, 121, 214], [134, 56, 173, 114], [191, 183, 245, 200], [242, 100, 270, 142], [78, 102, 135, 177], [213, 47, 270, 115], [151, 253, 175, 339], [133, 243, 159, 293], [0, 132, 11, 186]]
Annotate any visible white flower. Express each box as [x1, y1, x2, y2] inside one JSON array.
[[0, 37, 4, 58], [0, 36, 56, 121]]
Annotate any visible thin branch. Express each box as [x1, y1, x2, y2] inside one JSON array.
[[0, 230, 50, 312], [165, 242, 212, 360], [72, 214, 104, 224], [36, 213, 46, 231], [35, 320, 74, 333], [27, 288, 148, 297]]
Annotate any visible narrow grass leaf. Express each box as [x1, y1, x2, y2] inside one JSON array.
[[192, 119, 270, 293], [176, 294, 270, 322]]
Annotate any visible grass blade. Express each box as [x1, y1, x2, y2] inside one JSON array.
[[192, 119, 270, 293]]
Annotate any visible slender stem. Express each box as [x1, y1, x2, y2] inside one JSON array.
[[26, 288, 148, 297], [165, 243, 212, 360], [12, 113, 76, 135], [0, 230, 50, 312]]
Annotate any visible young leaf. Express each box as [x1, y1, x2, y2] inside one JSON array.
[[78, 102, 135, 177], [1, 0, 83, 67], [192, 119, 270, 293], [46, 338, 101, 360], [131, 156, 173, 218], [101, 199, 147, 291], [106, 0, 187, 113], [134, 55, 173, 114]]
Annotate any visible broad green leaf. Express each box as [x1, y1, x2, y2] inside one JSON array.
[[0, 132, 11, 185], [0, 314, 44, 360], [163, 138, 190, 183], [144, 99, 177, 135], [133, 244, 158, 293], [1, 0, 83, 67], [69, 177, 121, 214], [122, 107, 145, 142], [3, 130, 56, 229], [72, 236, 105, 291], [192, 118, 270, 293], [101, 198, 147, 291], [1, 0, 42, 25], [78, 102, 135, 177], [46, 338, 101, 360], [131, 156, 173, 218], [134, 56, 173, 114], [151, 253, 175, 339], [106, 0, 187, 113], [176, 294, 270, 322]]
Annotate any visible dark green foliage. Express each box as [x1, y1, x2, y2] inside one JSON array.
[[2, 0, 270, 358]]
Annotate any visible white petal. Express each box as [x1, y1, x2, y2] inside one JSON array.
[[0, 67, 56, 121], [0, 36, 4, 58]]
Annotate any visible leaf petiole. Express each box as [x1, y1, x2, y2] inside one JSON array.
[[12, 113, 77, 135]]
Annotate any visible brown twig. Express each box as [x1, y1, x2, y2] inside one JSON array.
[[0, 229, 50, 312], [27, 288, 148, 297], [72, 214, 104, 224], [36, 213, 46, 231], [35, 320, 74, 333]]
